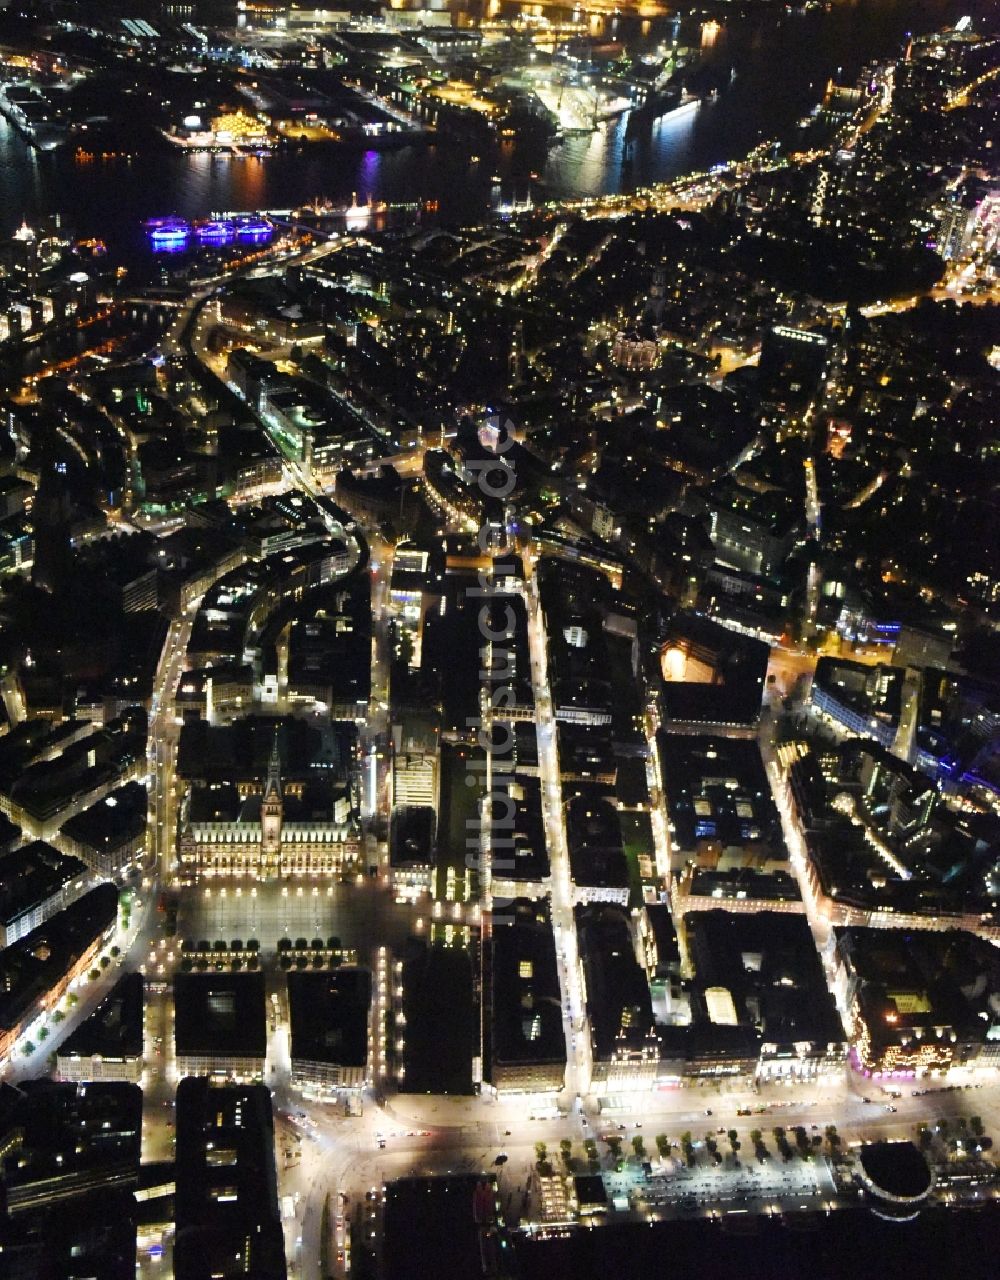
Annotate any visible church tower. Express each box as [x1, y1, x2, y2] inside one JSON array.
[[646, 264, 667, 325], [261, 732, 284, 860]]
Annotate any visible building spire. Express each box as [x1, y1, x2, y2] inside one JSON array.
[[265, 730, 282, 802]]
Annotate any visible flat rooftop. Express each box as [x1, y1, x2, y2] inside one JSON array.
[[491, 899, 565, 1074], [288, 967, 371, 1068], [0, 1078, 142, 1208], [512, 1202, 1000, 1280], [173, 970, 267, 1059], [400, 942, 475, 1095], [0, 885, 119, 1041], [0, 840, 87, 927], [382, 1175, 513, 1280], [174, 1077, 285, 1280], [57, 971, 144, 1061], [659, 734, 786, 867], [575, 904, 654, 1061], [657, 613, 768, 727]]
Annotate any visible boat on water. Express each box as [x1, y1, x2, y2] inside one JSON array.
[[143, 217, 191, 249], [637, 83, 684, 119], [295, 195, 390, 220], [625, 85, 699, 137], [193, 219, 236, 244], [142, 199, 427, 250], [144, 215, 273, 251], [233, 216, 274, 241]]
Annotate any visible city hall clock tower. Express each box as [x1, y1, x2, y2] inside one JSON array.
[[261, 733, 284, 859]]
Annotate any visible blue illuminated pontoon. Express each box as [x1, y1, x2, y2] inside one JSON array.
[[144, 217, 191, 250], [234, 216, 274, 241], [193, 219, 236, 244], [145, 214, 273, 253]]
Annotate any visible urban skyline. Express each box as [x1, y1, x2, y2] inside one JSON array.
[[0, 2, 998, 1278]]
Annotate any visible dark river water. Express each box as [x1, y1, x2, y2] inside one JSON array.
[[0, 0, 983, 261]]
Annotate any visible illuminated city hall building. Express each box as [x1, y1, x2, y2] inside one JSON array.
[[177, 736, 360, 878]]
